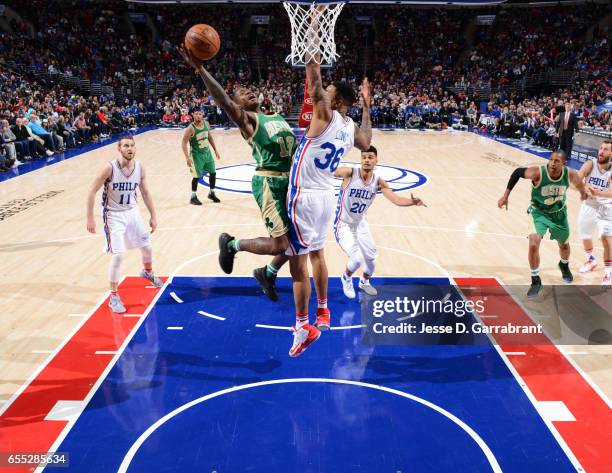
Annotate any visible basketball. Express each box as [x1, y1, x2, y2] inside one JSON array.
[[184, 24, 220, 61]]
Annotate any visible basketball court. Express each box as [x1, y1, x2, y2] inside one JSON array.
[[0, 126, 611, 472]]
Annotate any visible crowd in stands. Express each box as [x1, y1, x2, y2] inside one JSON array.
[[1, 1, 610, 171]]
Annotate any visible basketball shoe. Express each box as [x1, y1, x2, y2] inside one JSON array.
[[579, 257, 597, 273], [218, 233, 236, 274], [289, 323, 321, 357], [190, 195, 202, 206], [208, 191, 220, 203], [253, 266, 278, 301], [359, 278, 378, 296], [140, 269, 163, 287], [341, 273, 355, 299], [558, 261, 573, 283], [602, 272, 611, 286], [527, 276, 542, 299], [315, 308, 330, 331], [108, 293, 126, 313]]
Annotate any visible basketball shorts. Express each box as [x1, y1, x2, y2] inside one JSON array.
[[103, 207, 151, 254], [286, 187, 335, 256], [528, 206, 569, 244], [252, 172, 290, 238], [578, 202, 612, 239], [190, 149, 215, 178], [334, 219, 377, 263]]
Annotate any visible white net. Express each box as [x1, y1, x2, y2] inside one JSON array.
[[283, 2, 345, 67]]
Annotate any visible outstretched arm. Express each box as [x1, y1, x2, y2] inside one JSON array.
[[498, 166, 541, 210], [178, 46, 254, 136], [333, 167, 353, 179], [354, 77, 372, 151], [380, 179, 426, 207], [305, 8, 332, 132], [86, 163, 112, 233]]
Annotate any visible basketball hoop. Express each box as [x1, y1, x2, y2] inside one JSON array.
[[283, 1, 345, 67]]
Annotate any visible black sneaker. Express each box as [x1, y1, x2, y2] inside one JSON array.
[[208, 191, 220, 203], [558, 261, 573, 283], [527, 276, 542, 299], [218, 233, 236, 274], [190, 195, 202, 206], [253, 266, 279, 302]]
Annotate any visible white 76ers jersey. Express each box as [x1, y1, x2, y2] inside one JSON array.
[[102, 160, 141, 211], [290, 111, 355, 190], [334, 167, 379, 226], [585, 159, 612, 208]]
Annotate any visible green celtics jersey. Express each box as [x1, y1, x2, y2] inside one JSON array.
[[189, 122, 210, 155], [248, 113, 296, 172], [531, 165, 569, 213]]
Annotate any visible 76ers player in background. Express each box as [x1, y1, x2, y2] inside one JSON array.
[[333, 146, 426, 299], [86, 135, 163, 313], [580, 140, 612, 285], [577, 140, 612, 284], [286, 47, 372, 356]]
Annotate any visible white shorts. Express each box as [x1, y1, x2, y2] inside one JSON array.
[[578, 203, 612, 239], [103, 207, 151, 254], [286, 187, 335, 256], [334, 219, 377, 262]]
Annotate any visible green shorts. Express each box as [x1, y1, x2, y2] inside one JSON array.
[[528, 206, 570, 244], [190, 149, 215, 178], [252, 171, 290, 238]]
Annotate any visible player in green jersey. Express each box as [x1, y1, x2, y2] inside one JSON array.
[[178, 46, 293, 301], [498, 150, 588, 298], [181, 111, 222, 204]]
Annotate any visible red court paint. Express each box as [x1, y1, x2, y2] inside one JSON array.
[[0, 277, 164, 473], [457, 277, 612, 473]]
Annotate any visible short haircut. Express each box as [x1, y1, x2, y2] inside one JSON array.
[[362, 145, 377, 155], [552, 149, 567, 161], [603, 139, 612, 148], [118, 135, 135, 144], [332, 81, 356, 107]]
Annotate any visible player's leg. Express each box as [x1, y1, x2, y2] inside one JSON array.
[[105, 211, 127, 313], [598, 211, 612, 285], [139, 245, 163, 287], [309, 192, 336, 330], [578, 204, 598, 272], [357, 220, 378, 296], [203, 149, 220, 203], [309, 249, 330, 330], [288, 254, 320, 357], [189, 154, 203, 206], [552, 211, 573, 283], [253, 251, 289, 302], [335, 222, 360, 299], [527, 233, 543, 298]]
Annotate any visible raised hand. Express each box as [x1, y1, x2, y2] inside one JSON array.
[[176, 45, 202, 70], [360, 77, 371, 108]]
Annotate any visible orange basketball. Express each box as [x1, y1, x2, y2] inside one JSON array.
[[184, 24, 220, 61]]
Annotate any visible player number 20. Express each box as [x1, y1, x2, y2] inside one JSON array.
[[350, 202, 366, 214], [315, 142, 344, 172]]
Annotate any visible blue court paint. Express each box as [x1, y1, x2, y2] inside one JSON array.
[[53, 277, 575, 473]]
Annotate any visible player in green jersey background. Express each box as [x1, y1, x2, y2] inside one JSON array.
[[498, 150, 588, 298], [181, 111, 222, 204]]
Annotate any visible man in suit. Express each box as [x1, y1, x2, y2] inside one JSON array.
[[556, 103, 579, 159]]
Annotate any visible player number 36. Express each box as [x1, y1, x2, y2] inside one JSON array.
[[315, 142, 345, 172]]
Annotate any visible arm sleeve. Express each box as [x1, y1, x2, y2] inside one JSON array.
[[507, 167, 527, 190]]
